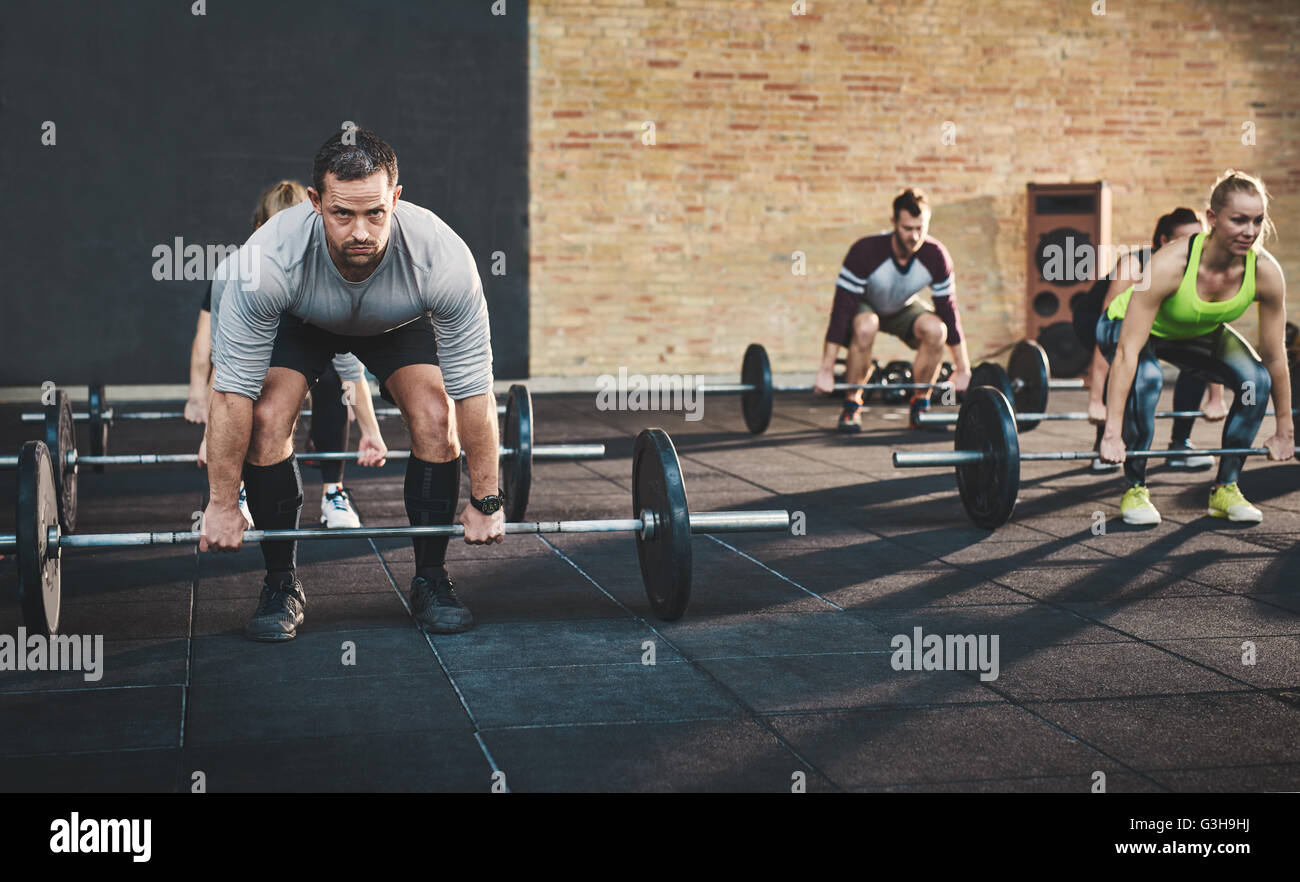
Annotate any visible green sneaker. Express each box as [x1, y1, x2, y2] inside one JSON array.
[[1120, 485, 1161, 525], [1207, 482, 1262, 523]]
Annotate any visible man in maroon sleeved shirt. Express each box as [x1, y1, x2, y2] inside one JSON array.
[[815, 188, 972, 430]]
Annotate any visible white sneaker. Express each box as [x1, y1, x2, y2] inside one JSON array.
[[321, 485, 362, 529], [1166, 440, 1214, 470], [237, 482, 254, 528]]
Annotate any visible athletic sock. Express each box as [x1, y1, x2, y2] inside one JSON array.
[[242, 454, 303, 576]]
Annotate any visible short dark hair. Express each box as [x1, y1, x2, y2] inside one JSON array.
[[892, 187, 929, 220], [312, 127, 399, 196], [1151, 207, 1201, 251]]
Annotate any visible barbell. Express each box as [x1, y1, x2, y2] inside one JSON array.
[[5, 386, 603, 531], [924, 349, 1300, 433], [707, 339, 1079, 435], [701, 344, 958, 434], [891, 386, 1284, 529], [19, 383, 511, 470], [5, 429, 793, 635], [916, 407, 1298, 428]]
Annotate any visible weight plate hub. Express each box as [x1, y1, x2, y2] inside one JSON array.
[[632, 428, 692, 620], [17, 441, 62, 635], [954, 386, 1020, 529]]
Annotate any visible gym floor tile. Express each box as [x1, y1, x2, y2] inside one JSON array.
[[1150, 636, 1300, 689], [654, 610, 890, 658], [987, 641, 1246, 702], [185, 672, 471, 745], [854, 771, 1163, 793], [1059, 595, 1300, 640], [0, 637, 187, 694], [544, 533, 833, 618], [1146, 762, 1300, 792], [0, 686, 182, 754], [984, 565, 1221, 604], [0, 748, 180, 793], [430, 618, 679, 671], [698, 651, 992, 712], [191, 589, 413, 637], [857, 604, 1129, 647], [1023, 693, 1300, 770], [766, 704, 1103, 789], [451, 662, 742, 728], [376, 554, 630, 622], [181, 731, 490, 792], [479, 719, 831, 792], [191, 628, 439, 684], [43, 598, 195, 641]]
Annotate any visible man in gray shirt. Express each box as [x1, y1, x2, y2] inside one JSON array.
[[204, 128, 502, 640]]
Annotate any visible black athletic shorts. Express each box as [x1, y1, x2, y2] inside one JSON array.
[[269, 313, 440, 404]]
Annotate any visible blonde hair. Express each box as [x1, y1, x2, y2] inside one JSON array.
[[1208, 169, 1276, 245], [252, 180, 308, 230]]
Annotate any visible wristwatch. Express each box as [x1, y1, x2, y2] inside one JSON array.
[[470, 494, 504, 516]]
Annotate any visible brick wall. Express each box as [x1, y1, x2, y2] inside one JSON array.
[[528, 0, 1300, 377]]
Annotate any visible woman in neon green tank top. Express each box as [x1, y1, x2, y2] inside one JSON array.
[[1095, 170, 1292, 526]]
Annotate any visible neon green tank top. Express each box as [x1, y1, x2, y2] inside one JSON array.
[[1105, 233, 1256, 339]]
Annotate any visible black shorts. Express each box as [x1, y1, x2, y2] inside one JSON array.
[[269, 314, 440, 404]]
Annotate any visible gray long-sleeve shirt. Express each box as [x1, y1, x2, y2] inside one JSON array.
[[210, 200, 492, 400]]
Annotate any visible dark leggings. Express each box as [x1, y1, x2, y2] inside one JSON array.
[[1169, 370, 1207, 446], [310, 366, 350, 484], [1094, 369, 1207, 449], [1095, 317, 1270, 485]]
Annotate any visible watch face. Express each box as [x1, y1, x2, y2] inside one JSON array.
[[476, 495, 503, 515]]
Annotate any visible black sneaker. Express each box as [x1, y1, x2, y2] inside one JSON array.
[[245, 575, 306, 642], [410, 573, 475, 634], [837, 404, 862, 433]]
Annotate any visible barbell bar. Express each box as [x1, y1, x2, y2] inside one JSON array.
[[891, 386, 1288, 529], [8, 429, 793, 634], [916, 408, 1297, 427], [22, 383, 513, 470], [0, 445, 606, 469], [20, 405, 509, 423]]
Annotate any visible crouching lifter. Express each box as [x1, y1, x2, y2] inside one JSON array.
[[1098, 170, 1292, 525], [204, 128, 503, 641]]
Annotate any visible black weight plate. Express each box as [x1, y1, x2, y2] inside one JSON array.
[[881, 360, 912, 404], [1008, 339, 1051, 429], [740, 344, 773, 434], [953, 386, 1020, 529], [17, 441, 62, 635], [938, 362, 954, 383], [968, 362, 1015, 410], [632, 429, 692, 620], [43, 391, 78, 532], [88, 383, 109, 473], [502, 384, 532, 522]]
